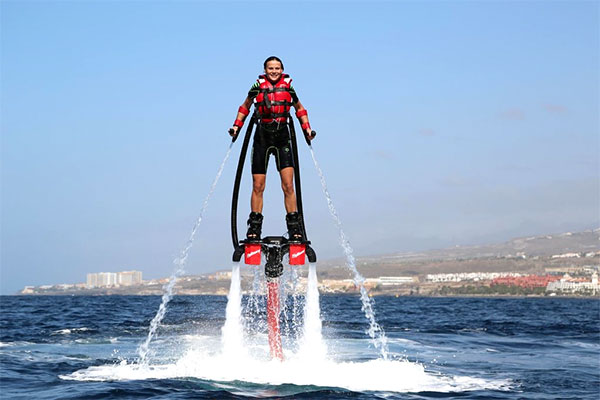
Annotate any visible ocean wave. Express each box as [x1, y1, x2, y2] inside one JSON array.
[[0, 341, 35, 348], [51, 327, 92, 335], [73, 337, 119, 345]]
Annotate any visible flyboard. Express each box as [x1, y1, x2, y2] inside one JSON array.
[[230, 111, 317, 360]]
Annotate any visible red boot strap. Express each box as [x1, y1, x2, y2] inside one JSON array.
[[301, 122, 311, 131], [296, 109, 308, 118], [233, 119, 244, 128]]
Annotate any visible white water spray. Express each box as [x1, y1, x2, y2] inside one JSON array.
[[243, 265, 266, 337], [298, 263, 326, 360], [221, 263, 245, 358], [309, 146, 389, 360], [137, 143, 234, 364]]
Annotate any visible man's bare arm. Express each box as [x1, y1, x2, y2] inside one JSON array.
[[294, 101, 316, 141], [229, 97, 253, 137]]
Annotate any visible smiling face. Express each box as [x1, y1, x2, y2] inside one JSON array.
[[264, 60, 283, 82]]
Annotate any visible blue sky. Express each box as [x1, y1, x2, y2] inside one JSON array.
[[1, 1, 598, 294]]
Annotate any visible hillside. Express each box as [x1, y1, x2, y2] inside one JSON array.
[[315, 229, 600, 280]]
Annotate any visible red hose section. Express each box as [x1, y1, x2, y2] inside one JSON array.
[[266, 280, 283, 360]]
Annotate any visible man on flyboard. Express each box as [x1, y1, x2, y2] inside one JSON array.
[[229, 56, 316, 242]]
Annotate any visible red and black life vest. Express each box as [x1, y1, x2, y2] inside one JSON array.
[[255, 74, 293, 124]]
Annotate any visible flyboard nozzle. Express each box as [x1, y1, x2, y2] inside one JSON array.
[[265, 245, 284, 279]]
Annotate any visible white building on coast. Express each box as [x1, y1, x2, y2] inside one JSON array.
[[86, 270, 142, 288]]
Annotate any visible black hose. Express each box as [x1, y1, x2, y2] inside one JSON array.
[[231, 115, 256, 249], [288, 117, 309, 241]]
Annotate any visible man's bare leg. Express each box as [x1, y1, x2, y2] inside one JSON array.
[[280, 167, 303, 240], [279, 167, 297, 213], [251, 174, 266, 213], [247, 174, 267, 240]]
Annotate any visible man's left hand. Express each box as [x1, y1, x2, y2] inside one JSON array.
[[304, 129, 316, 141]]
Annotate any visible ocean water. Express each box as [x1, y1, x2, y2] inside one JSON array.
[[1, 294, 598, 399]]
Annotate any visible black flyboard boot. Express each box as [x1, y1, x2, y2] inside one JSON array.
[[246, 212, 263, 241], [286, 211, 304, 242]]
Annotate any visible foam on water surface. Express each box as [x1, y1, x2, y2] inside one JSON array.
[[62, 344, 510, 393]]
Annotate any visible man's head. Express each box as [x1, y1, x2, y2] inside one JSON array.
[[263, 56, 284, 82]]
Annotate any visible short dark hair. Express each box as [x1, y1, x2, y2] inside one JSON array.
[[264, 56, 284, 70]]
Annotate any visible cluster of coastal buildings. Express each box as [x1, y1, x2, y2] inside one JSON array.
[[426, 272, 523, 282], [20, 270, 144, 294], [426, 269, 599, 294], [546, 273, 599, 294], [86, 270, 142, 288], [19, 269, 237, 295]]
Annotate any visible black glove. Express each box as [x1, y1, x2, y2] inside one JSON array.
[[303, 130, 316, 145], [229, 127, 239, 142], [305, 130, 316, 140]]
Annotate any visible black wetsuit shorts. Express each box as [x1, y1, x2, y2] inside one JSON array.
[[251, 124, 294, 175]]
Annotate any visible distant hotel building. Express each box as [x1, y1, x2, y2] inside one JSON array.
[[86, 270, 142, 288], [117, 270, 143, 286]]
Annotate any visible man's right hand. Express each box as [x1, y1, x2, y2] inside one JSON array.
[[229, 126, 239, 138]]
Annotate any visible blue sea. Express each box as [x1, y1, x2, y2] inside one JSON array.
[[1, 295, 598, 399]]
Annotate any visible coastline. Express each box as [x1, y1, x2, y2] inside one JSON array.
[[6, 292, 599, 299]]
